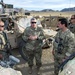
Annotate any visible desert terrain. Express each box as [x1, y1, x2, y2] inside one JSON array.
[[30, 11, 75, 18]]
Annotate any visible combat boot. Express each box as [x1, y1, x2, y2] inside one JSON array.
[[36, 67, 40, 75], [54, 70, 58, 75], [29, 67, 32, 74]]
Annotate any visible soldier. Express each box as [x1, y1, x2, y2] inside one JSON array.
[[22, 18, 45, 75], [52, 18, 75, 75], [68, 14, 75, 34], [0, 20, 9, 59], [0, 20, 6, 49]]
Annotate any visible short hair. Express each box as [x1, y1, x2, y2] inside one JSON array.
[[71, 14, 75, 18], [58, 18, 68, 27], [31, 18, 37, 22]]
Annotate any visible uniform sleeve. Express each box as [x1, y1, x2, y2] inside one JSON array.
[[53, 32, 59, 51], [22, 28, 29, 42], [37, 28, 45, 40], [66, 34, 75, 56]]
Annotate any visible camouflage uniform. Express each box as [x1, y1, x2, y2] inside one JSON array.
[[53, 29, 75, 75], [68, 24, 75, 34], [22, 26, 44, 68], [0, 31, 7, 49], [0, 31, 7, 59]]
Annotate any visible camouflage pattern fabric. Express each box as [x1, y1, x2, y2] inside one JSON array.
[[0, 31, 8, 61], [22, 26, 44, 67], [26, 49, 42, 67], [0, 31, 6, 49], [53, 29, 75, 75], [68, 24, 75, 34]]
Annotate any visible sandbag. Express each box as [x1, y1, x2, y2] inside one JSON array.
[[0, 66, 22, 75]]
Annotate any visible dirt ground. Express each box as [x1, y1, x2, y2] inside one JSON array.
[[12, 46, 54, 75]]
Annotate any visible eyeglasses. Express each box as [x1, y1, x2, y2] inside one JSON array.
[[31, 22, 36, 24], [0, 25, 4, 27], [71, 18, 75, 20]]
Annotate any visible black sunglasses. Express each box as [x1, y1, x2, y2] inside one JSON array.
[[71, 18, 75, 20], [31, 22, 36, 24], [0, 25, 4, 27]]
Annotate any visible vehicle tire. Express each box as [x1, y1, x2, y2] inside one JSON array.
[[19, 40, 28, 61]]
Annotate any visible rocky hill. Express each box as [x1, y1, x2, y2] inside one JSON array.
[[61, 7, 75, 12], [29, 7, 75, 12]]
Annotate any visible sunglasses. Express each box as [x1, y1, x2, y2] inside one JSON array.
[[31, 22, 36, 24], [71, 18, 75, 20], [0, 25, 4, 27]]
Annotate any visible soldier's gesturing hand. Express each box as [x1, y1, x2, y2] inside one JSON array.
[[28, 35, 38, 40]]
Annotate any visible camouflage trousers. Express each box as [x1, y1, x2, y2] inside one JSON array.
[[26, 49, 42, 68], [0, 50, 9, 60], [53, 54, 65, 75], [54, 57, 60, 75]]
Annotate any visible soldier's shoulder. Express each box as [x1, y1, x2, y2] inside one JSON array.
[[26, 26, 31, 29], [67, 30, 74, 38], [70, 32, 74, 38], [68, 24, 75, 28], [23, 26, 31, 33], [25, 26, 31, 30], [37, 27, 43, 30]]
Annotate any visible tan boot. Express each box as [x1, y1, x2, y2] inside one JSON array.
[[29, 67, 32, 74], [37, 71, 40, 75]]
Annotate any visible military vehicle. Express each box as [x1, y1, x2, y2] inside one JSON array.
[[0, 14, 54, 60], [0, 14, 58, 60], [0, 0, 58, 60]]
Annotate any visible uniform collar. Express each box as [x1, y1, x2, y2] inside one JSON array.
[[30, 26, 37, 30]]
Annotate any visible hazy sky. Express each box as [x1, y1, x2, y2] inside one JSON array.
[[1, 0, 75, 10]]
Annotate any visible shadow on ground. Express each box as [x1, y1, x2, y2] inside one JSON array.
[[12, 49, 54, 75]]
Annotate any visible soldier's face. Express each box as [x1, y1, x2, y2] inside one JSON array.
[[70, 15, 75, 24], [0, 22, 4, 31], [31, 20, 37, 28], [57, 21, 63, 29]]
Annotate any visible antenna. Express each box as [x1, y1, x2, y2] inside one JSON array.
[[1, 0, 3, 3], [0, 0, 5, 13]]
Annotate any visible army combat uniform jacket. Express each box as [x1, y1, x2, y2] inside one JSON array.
[[68, 24, 75, 34], [22, 26, 45, 51], [0, 31, 7, 50], [53, 29, 75, 59]]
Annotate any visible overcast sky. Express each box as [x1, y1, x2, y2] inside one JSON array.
[[1, 0, 75, 11]]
